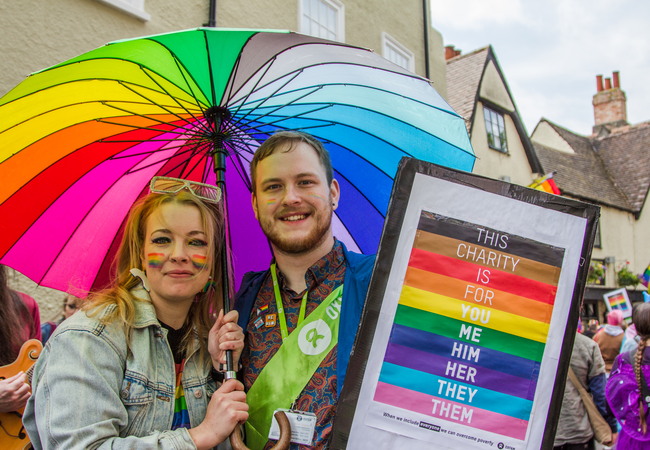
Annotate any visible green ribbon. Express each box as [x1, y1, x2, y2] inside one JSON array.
[[244, 285, 344, 450]]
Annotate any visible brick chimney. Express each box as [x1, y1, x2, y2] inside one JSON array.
[[445, 45, 461, 60], [593, 71, 628, 134]]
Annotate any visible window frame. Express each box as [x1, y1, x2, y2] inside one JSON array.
[[594, 221, 602, 249], [298, 0, 345, 42], [381, 32, 415, 72], [482, 105, 508, 154], [95, 0, 150, 21]]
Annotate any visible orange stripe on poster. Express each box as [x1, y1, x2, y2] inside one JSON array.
[[404, 266, 554, 324]]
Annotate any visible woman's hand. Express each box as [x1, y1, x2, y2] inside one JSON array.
[[208, 309, 244, 369], [189, 379, 248, 450], [0, 371, 30, 413]]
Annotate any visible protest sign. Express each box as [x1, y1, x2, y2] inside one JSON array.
[[332, 158, 600, 450], [602, 288, 632, 319]]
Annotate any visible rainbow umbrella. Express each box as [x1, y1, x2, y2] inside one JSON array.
[[0, 28, 474, 296]]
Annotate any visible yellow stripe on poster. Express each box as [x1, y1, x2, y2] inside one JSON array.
[[399, 285, 549, 343], [403, 266, 554, 324]]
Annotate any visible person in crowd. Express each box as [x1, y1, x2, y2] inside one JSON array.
[[40, 294, 83, 344], [583, 319, 599, 340], [621, 303, 642, 354], [24, 179, 248, 449], [0, 264, 41, 413], [554, 324, 617, 449], [607, 302, 650, 449], [235, 131, 375, 449], [594, 310, 625, 372]]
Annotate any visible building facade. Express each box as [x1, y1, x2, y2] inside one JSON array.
[[1, 0, 449, 320]]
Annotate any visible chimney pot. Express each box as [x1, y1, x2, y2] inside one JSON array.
[[593, 72, 628, 132], [445, 45, 456, 60]]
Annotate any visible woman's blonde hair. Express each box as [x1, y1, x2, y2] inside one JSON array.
[[86, 189, 225, 359]]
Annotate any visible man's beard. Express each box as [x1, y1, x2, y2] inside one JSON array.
[[260, 203, 334, 255]]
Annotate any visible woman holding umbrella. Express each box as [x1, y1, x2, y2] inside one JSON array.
[[23, 177, 248, 450]]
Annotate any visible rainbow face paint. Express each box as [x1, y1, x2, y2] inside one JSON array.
[[147, 253, 165, 269], [307, 193, 327, 203], [266, 198, 277, 205], [191, 254, 208, 270]]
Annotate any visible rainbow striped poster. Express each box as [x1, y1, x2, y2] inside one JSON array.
[[371, 212, 564, 442], [338, 161, 599, 450]]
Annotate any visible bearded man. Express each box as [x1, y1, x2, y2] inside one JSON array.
[[234, 131, 375, 450]]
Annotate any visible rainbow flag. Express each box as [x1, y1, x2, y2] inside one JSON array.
[[529, 173, 561, 195], [372, 213, 564, 440], [608, 293, 628, 310], [640, 265, 650, 288]]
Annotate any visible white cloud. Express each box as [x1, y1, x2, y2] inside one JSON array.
[[430, 0, 526, 29], [433, 0, 650, 135]]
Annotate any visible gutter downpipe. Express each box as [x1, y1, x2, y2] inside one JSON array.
[[422, 0, 430, 80], [207, 0, 217, 27]]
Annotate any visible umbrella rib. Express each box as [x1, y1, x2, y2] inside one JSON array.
[[231, 86, 324, 131], [32, 150, 156, 288], [174, 145, 207, 179], [225, 56, 288, 119], [244, 99, 476, 159], [232, 76, 464, 124], [183, 151, 212, 180], [228, 69, 305, 124], [108, 143, 198, 161], [117, 80, 209, 133], [172, 55, 210, 115], [124, 144, 203, 175], [98, 103, 198, 128], [96, 119, 198, 136], [139, 66, 211, 131], [222, 50, 245, 107], [203, 30, 218, 106], [235, 104, 333, 134], [228, 150, 253, 192]]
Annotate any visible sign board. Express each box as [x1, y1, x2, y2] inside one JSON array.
[[602, 288, 633, 319], [332, 159, 600, 450]]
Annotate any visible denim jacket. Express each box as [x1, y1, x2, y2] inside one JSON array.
[[24, 287, 218, 449]]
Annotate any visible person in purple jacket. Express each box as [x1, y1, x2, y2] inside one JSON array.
[[607, 302, 650, 449]]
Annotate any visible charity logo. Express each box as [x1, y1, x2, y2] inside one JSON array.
[[298, 319, 332, 356]]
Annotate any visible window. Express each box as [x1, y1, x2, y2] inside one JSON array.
[[594, 222, 602, 248], [382, 33, 415, 72], [483, 106, 507, 153], [95, 0, 150, 21], [299, 0, 345, 42]]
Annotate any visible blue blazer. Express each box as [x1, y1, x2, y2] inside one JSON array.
[[234, 242, 375, 397]]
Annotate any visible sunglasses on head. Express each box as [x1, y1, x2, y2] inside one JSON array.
[[149, 177, 222, 204]]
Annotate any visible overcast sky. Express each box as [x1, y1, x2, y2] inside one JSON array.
[[430, 0, 650, 137]]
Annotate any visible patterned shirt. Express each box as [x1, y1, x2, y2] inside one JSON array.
[[242, 239, 347, 450]]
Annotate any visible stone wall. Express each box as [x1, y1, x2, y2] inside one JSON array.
[[7, 270, 67, 323]]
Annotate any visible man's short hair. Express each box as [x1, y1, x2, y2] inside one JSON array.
[[250, 131, 333, 194]]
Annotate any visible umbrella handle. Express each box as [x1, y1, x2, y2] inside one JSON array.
[[230, 411, 291, 450]]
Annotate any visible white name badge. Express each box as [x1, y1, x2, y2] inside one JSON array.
[[268, 409, 317, 446]]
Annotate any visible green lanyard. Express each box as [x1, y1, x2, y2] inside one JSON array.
[[270, 262, 308, 342]]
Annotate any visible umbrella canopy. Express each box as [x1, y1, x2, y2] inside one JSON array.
[[0, 28, 474, 296]]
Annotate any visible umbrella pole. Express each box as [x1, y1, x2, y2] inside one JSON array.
[[207, 107, 291, 450], [206, 106, 237, 380]]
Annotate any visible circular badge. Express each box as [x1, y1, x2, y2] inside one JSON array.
[[298, 319, 332, 356]]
